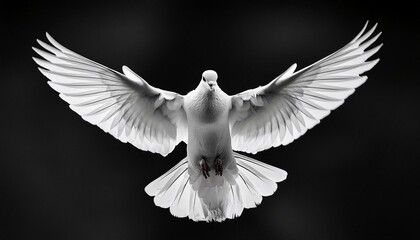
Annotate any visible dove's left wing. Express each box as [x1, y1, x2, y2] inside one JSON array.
[[229, 22, 382, 154], [33, 33, 187, 156]]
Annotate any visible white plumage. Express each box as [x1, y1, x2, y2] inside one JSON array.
[[33, 21, 381, 222]]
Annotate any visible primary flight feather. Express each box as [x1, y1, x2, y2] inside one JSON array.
[[33, 21, 382, 222]]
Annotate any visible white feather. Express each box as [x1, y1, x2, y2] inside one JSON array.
[[34, 22, 382, 222], [33, 33, 188, 156], [229, 22, 382, 153], [146, 154, 286, 222]]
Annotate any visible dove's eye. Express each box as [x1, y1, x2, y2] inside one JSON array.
[[203, 77, 207, 82]]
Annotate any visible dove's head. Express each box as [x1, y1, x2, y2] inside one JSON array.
[[201, 70, 218, 91]]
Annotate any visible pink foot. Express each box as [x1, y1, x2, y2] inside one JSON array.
[[199, 159, 210, 179], [215, 158, 223, 176]]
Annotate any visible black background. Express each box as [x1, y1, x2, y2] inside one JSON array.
[[1, 1, 419, 240]]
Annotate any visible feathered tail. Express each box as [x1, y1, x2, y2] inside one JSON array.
[[144, 152, 287, 222]]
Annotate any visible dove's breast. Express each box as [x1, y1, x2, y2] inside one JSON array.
[[184, 89, 233, 161], [186, 90, 230, 123]]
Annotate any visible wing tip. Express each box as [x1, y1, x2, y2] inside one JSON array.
[[370, 58, 380, 66], [35, 39, 42, 46], [144, 185, 154, 196], [32, 56, 43, 66], [275, 63, 298, 84], [352, 21, 379, 44], [32, 46, 41, 54], [122, 65, 146, 86], [46, 80, 56, 89], [45, 32, 53, 42], [37, 66, 48, 75], [351, 21, 369, 42]]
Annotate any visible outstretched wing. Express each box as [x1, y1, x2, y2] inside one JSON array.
[[33, 33, 187, 156], [229, 22, 382, 154]]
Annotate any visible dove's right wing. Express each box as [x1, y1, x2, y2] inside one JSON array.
[[229, 22, 382, 154], [33, 33, 187, 156]]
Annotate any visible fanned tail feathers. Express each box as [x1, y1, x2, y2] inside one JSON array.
[[145, 153, 287, 222]]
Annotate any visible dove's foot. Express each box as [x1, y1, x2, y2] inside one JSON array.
[[199, 159, 210, 179], [215, 158, 223, 176]]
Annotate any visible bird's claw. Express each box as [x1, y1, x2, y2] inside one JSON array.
[[215, 158, 223, 176], [199, 159, 210, 179]]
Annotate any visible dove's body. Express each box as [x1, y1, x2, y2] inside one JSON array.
[[33, 22, 382, 222], [184, 81, 236, 179]]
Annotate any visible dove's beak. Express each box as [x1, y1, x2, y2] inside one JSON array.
[[208, 81, 216, 90]]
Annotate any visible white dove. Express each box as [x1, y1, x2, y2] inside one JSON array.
[[33, 22, 382, 222]]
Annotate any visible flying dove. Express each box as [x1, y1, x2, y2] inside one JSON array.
[[33, 21, 382, 222]]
